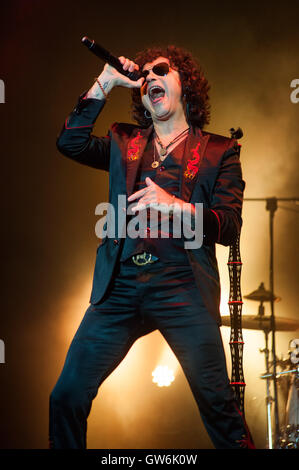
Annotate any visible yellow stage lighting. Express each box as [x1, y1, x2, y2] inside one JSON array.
[[152, 365, 175, 387]]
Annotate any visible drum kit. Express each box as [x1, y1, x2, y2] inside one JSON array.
[[221, 282, 299, 449]]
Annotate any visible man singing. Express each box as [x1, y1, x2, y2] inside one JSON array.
[[49, 45, 255, 449]]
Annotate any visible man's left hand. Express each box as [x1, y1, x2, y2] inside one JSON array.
[[128, 177, 175, 214]]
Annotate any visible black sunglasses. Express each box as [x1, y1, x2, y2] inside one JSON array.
[[141, 62, 170, 79]]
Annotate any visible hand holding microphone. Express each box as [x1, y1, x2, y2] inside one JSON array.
[[82, 36, 144, 100], [103, 56, 144, 89]]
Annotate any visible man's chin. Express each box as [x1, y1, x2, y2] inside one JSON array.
[[152, 107, 172, 121]]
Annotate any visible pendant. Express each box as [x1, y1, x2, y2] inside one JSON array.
[[160, 147, 167, 156], [151, 161, 159, 169]]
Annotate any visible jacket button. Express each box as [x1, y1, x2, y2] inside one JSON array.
[[113, 239, 119, 245]]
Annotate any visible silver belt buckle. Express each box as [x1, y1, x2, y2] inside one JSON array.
[[132, 252, 156, 266]]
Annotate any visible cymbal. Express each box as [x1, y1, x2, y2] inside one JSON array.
[[244, 282, 281, 302], [220, 315, 299, 331]]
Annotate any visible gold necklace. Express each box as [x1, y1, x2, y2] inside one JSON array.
[[151, 128, 189, 169], [156, 128, 189, 156], [151, 145, 159, 168]]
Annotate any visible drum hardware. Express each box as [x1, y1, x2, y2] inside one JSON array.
[[261, 368, 299, 380], [259, 313, 275, 450], [243, 196, 299, 447], [222, 281, 299, 450], [243, 282, 281, 303], [244, 280, 277, 441], [221, 315, 299, 332], [277, 424, 299, 449], [277, 354, 299, 449], [261, 344, 299, 449]]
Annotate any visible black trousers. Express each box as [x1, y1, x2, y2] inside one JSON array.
[[49, 259, 254, 449]]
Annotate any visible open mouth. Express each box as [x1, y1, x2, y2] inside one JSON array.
[[148, 85, 165, 103]]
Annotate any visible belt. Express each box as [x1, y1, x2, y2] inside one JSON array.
[[131, 251, 159, 266]]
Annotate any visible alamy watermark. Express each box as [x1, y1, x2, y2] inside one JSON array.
[[95, 195, 203, 249], [0, 79, 4, 103], [290, 79, 299, 103]]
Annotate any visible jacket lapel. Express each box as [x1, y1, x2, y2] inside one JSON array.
[[126, 125, 153, 197], [124, 124, 209, 202], [180, 127, 210, 202]]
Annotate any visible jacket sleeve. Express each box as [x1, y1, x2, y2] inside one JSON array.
[[56, 93, 111, 171], [202, 141, 245, 246]]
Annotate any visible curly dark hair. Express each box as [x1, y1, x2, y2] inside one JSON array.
[[131, 45, 210, 129]]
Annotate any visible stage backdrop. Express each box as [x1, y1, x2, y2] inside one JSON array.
[[0, 0, 298, 449]]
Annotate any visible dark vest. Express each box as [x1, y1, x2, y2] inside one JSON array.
[[120, 134, 190, 264]]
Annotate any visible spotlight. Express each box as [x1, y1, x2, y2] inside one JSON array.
[[152, 365, 175, 387]]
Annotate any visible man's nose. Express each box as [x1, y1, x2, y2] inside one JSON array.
[[145, 70, 157, 82]]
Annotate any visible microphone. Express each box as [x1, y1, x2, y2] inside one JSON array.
[[81, 36, 142, 82]]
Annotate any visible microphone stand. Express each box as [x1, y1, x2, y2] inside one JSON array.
[[244, 196, 299, 448]]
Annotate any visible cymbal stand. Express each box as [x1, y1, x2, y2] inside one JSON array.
[[259, 319, 274, 449], [266, 197, 280, 446], [244, 196, 299, 446]]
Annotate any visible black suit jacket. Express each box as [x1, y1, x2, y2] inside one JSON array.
[[56, 95, 245, 325]]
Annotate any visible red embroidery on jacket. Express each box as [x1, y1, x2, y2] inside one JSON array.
[[127, 132, 142, 161], [184, 142, 201, 180], [65, 118, 93, 130]]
